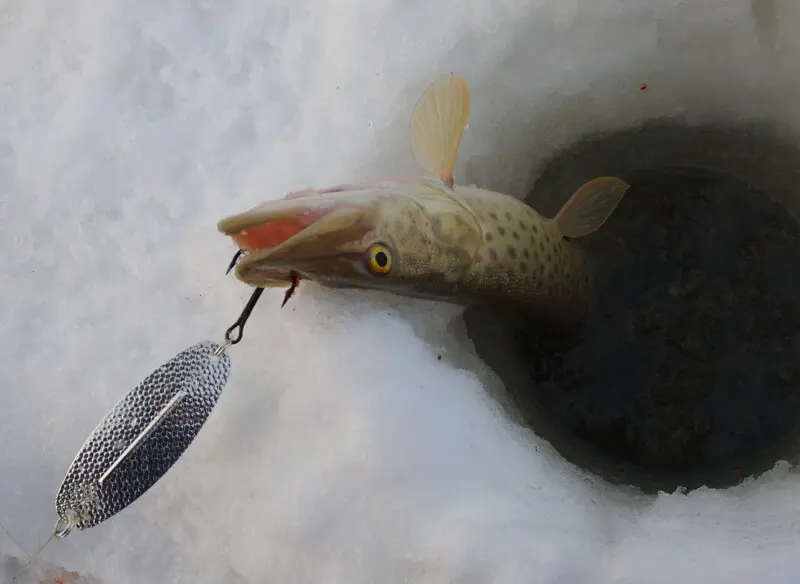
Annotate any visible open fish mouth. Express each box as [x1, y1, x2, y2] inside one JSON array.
[[217, 190, 374, 286]]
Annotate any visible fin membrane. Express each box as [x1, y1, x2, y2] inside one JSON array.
[[554, 177, 631, 239], [409, 73, 471, 188]]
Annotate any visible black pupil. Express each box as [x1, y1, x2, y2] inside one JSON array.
[[374, 251, 388, 268]]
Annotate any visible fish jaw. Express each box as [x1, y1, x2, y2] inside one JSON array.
[[217, 180, 486, 299], [217, 186, 376, 288]]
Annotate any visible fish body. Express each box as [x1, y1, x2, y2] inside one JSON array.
[[440, 181, 596, 332], [218, 74, 630, 334]]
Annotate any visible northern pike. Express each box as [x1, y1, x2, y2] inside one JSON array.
[[217, 74, 630, 334]]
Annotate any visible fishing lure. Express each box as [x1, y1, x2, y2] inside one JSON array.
[[7, 255, 271, 583]]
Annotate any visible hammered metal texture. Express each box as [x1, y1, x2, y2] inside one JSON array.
[[55, 341, 231, 531]]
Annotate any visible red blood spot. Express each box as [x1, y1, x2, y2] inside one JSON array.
[[640, 82, 648, 91]]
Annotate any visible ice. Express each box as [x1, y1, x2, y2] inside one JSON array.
[[3, 0, 800, 582]]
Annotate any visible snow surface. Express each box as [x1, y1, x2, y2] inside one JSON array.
[[3, 0, 800, 582]]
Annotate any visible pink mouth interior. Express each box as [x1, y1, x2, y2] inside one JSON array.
[[231, 209, 330, 252]]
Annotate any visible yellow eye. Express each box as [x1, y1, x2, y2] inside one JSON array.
[[366, 243, 392, 275]]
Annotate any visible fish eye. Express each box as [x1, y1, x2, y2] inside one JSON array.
[[366, 243, 392, 275]]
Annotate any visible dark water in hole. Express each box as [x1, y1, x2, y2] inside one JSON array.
[[464, 120, 800, 493]]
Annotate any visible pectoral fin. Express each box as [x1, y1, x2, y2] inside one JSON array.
[[554, 176, 631, 238], [409, 73, 471, 188]]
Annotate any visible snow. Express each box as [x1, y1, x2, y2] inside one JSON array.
[[3, 0, 800, 582]]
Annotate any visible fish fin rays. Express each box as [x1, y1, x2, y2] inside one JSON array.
[[554, 177, 631, 239], [409, 73, 471, 189]]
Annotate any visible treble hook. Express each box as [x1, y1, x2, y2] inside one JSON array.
[[218, 249, 298, 355], [281, 272, 300, 308], [223, 286, 264, 346], [226, 249, 245, 275]]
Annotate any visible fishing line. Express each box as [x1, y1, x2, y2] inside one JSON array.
[[1, 520, 47, 583], [3, 529, 55, 583]]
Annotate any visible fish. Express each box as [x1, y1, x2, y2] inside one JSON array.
[[217, 73, 631, 335]]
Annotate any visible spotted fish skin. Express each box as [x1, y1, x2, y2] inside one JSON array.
[[453, 185, 593, 332]]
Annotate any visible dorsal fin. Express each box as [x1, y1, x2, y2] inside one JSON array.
[[554, 177, 631, 239], [409, 73, 471, 188]]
